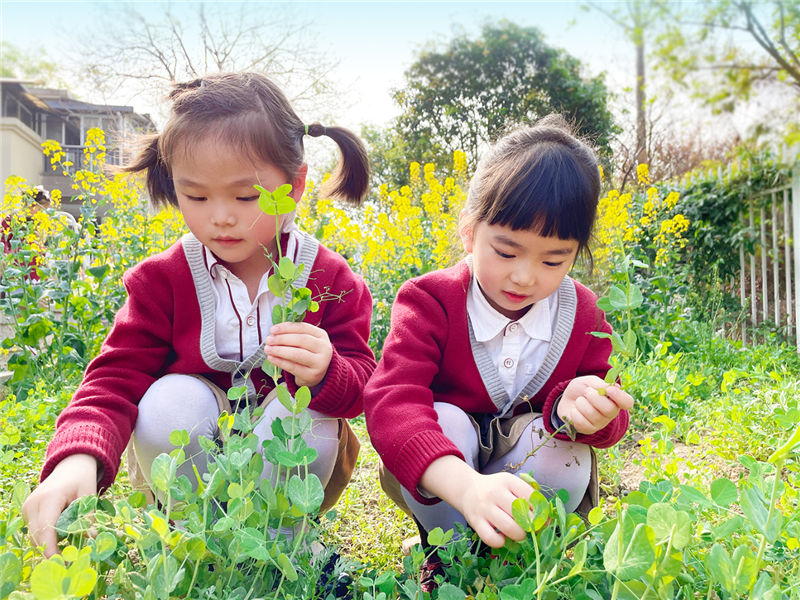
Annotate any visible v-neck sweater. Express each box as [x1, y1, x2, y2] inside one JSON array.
[[364, 260, 628, 503], [42, 232, 375, 492]]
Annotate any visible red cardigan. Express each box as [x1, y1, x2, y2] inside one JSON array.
[[42, 233, 375, 491], [364, 261, 628, 503]]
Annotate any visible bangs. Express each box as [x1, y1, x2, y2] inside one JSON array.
[[161, 111, 304, 180], [483, 145, 598, 244]]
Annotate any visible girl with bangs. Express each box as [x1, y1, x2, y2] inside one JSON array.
[[365, 115, 634, 566], [24, 73, 375, 556]]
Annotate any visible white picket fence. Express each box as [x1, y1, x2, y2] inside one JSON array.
[[736, 163, 799, 352]]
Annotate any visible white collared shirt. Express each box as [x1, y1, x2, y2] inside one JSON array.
[[467, 277, 560, 400], [202, 229, 303, 361]]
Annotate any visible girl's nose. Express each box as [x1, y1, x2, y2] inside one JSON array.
[[510, 266, 536, 287], [210, 204, 235, 226]]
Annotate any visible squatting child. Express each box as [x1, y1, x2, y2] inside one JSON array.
[[365, 115, 634, 559], [23, 72, 376, 556]]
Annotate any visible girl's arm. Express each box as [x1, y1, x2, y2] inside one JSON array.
[[41, 257, 178, 492], [420, 455, 534, 548]]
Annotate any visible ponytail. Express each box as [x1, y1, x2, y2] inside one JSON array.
[[123, 134, 176, 208], [305, 122, 369, 204]]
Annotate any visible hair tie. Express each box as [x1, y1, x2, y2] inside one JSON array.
[[304, 124, 309, 135]]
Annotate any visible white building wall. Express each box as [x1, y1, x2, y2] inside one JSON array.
[[0, 117, 43, 198]]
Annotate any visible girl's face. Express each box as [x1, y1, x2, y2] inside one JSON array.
[[461, 217, 578, 320], [171, 137, 306, 283]]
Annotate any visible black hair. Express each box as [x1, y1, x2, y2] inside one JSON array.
[[124, 72, 369, 208], [464, 114, 600, 261]]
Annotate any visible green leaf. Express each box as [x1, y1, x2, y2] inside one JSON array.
[[276, 384, 294, 412], [150, 453, 176, 492], [751, 571, 783, 600], [528, 490, 551, 532], [706, 543, 735, 594], [608, 285, 629, 310], [294, 385, 311, 413], [646, 503, 691, 549], [499, 579, 537, 600], [227, 385, 247, 401], [0, 552, 22, 598], [30, 559, 69, 600], [168, 429, 190, 447], [91, 531, 117, 561], [603, 521, 655, 580], [267, 273, 285, 297], [277, 552, 298, 581], [287, 473, 324, 514], [237, 527, 271, 561], [278, 256, 296, 279], [712, 515, 744, 540], [741, 484, 781, 542], [710, 478, 738, 507], [86, 264, 109, 280], [622, 329, 637, 354], [511, 497, 533, 531], [438, 582, 467, 600], [426, 527, 453, 546]]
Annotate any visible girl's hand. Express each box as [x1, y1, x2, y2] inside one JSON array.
[[420, 455, 533, 548], [264, 322, 333, 388], [22, 453, 98, 557], [557, 375, 634, 435], [459, 471, 534, 547]]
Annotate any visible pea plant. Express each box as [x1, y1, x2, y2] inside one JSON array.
[[4, 183, 354, 599]]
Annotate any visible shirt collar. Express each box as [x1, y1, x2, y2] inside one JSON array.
[[467, 277, 553, 342]]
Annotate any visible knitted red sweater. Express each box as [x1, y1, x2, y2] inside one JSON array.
[[42, 233, 375, 491], [364, 261, 628, 503]]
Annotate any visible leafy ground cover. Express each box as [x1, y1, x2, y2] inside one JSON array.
[[0, 134, 799, 598]]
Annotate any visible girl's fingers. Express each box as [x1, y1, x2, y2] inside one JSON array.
[[473, 519, 508, 548], [605, 386, 635, 410], [265, 345, 315, 368]]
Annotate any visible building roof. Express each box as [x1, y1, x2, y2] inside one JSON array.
[[1, 79, 153, 126]]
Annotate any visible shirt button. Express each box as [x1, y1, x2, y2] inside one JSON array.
[[246, 315, 256, 327], [503, 358, 514, 368], [508, 323, 519, 333]]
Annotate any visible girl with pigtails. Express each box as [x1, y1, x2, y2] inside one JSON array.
[[23, 72, 375, 556]]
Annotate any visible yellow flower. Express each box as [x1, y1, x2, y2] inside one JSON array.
[[637, 163, 650, 185]]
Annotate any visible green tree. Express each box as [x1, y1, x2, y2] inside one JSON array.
[[391, 21, 616, 177], [0, 41, 64, 86], [654, 0, 800, 110]]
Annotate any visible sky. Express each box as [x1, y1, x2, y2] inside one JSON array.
[[1, 0, 634, 130]]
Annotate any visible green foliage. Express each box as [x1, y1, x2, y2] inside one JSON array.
[[391, 20, 616, 181], [653, 0, 800, 112]]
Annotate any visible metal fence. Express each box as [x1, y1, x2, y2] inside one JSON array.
[[737, 164, 799, 352]]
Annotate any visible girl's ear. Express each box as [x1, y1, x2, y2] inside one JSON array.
[[290, 163, 308, 201], [459, 210, 474, 254]]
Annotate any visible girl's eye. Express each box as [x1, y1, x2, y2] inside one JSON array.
[[237, 195, 259, 202], [185, 195, 206, 202], [544, 261, 565, 267], [494, 249, 515, 259]]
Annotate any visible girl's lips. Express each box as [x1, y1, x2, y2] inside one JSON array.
[[214, 237, 241, 246], [503, 291, 528, 303]]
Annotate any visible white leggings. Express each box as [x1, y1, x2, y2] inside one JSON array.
[[131, 374, 340, 493], [403, 402, 592, 536]]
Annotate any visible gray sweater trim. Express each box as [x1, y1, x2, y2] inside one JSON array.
[[181, 231, 320, 394], [512, 277, 577, 413], [468, 316, 510, 413]]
